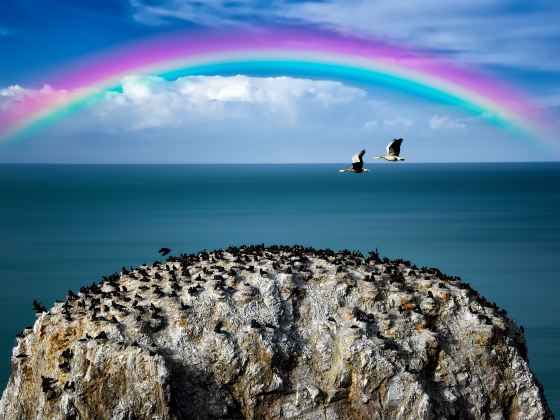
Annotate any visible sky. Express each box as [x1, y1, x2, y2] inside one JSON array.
[[0, 0, 559, 163]]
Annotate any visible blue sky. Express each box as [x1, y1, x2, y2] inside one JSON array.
[[1, 0, 559, 162]]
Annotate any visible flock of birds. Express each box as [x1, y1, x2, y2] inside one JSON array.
[[339, 138, 405, 173]]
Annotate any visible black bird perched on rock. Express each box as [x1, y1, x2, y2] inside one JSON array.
[[159, 247, 171, 256], [61, 348, 73, 359], [214, 321, 224, 334], [41, 376, 56, 392], [250, 319, 261, 329], [95, 331, 108, 340], [59, 361, 71, 371]]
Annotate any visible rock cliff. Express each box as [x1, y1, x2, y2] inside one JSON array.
[[0, 245, 552, 419]]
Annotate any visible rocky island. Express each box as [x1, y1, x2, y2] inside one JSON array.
[[0, 245, 552, 419]]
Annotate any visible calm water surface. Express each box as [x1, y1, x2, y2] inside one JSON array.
[[0, 163, 558, 413]]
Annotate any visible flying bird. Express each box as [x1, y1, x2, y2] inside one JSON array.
[[339, 150, 369, 173], [158, 247, 171, 256], [374, 138, 405, 161]]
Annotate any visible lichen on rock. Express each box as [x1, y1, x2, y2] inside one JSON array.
[[0, 245, 553, 419]]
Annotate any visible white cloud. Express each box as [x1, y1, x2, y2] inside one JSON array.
[[0, 85, 27, 103], [0, 84, 68, 113], [279, 0, 560, 71], [362, 120, 379, 130], [96, 75, 366, 130], [127, 0, 560, 71], [382, 117, 414, 128], [428, 115, 467, 130], [129, 0, 276, 26], [4, 75, 555, 163]]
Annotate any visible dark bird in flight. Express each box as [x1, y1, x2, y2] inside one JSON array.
[[158, 247, 171, 256], [339, 149, 368, 173], [374, 138, 405, 161]]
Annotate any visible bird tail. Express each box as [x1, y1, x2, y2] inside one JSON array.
[[373, 156, 383, 160], [339, 169, 352, 172]]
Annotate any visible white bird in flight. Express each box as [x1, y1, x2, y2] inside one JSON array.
[[374, 138, 405, 162], [339, 149, 369, 173]]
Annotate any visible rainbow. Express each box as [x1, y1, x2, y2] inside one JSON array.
[[0, 27, 551, 143]]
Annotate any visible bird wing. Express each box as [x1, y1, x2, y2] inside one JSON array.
[[351, 149, 366, 163], [387, 139, 402, 156]]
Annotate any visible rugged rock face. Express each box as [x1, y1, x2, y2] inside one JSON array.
[[0, 245, 552, 419]]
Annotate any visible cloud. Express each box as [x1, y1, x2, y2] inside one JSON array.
[[0, 84, 69, 126], [4, 75, 553, 163], [362, 120, 379, 130], [127, 1, 560, 71], [278, 0, 560, 71], [382, 117, 414, 128], [428, 115, 467, 130], [1, 84, 67, 103], [129, 0, 279, 26], [94, 75, 366, 130]]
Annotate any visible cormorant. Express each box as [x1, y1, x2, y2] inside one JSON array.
[[95, 331, 108, 340]]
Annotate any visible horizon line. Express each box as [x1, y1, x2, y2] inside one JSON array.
[[1, 161, 560, 165]]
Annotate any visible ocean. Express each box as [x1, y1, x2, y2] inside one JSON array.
[[0, 163, 558, 414]]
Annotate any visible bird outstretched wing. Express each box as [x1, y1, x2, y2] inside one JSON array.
[[387, 139, 403, 156], [352, 149, 366, 163]]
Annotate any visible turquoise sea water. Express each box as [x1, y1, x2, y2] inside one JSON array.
[[0, 163, 558, 413]]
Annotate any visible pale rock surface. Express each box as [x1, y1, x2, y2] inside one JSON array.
[[0, 245, 552, 419]]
